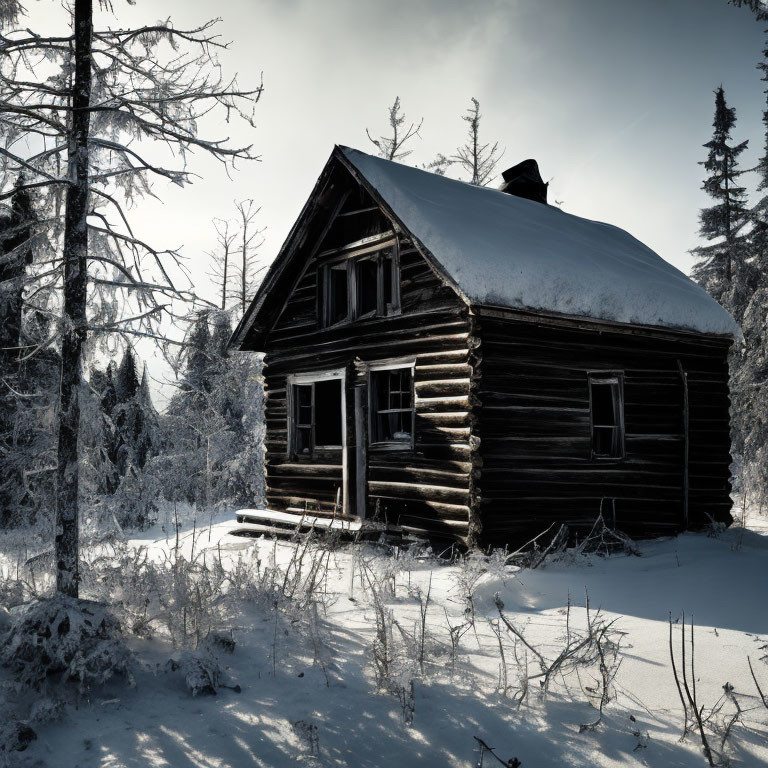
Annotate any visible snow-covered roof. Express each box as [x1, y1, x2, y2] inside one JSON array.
[[340, 147, 738, 337]]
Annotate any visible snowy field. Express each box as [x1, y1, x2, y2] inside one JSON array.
[[1, 512, 767, 768]]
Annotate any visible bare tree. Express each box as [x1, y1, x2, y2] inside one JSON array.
[[427, 98, 503, 186], [0, 0, 261, 596], [366, 96, 423, 162], [232, 199, 264, 318], [207, 218, 238, 311], [453, 97, 503, 186]]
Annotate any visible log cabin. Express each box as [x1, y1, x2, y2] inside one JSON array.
[[229, 146, 738, 549]]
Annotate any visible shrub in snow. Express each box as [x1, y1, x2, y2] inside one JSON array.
[[81, 540, 160, 640], [28, 696, 65, 725], [82, 533, 230, 649], [493, 591, 623, 716], [0, 576, 27, 611], [204, 630, 235, 654], [0, 606, 11, 635], [291, 719, 320, 758], [166, 650, 221, 696], [0, 595, 132, 692], [574, 514, 640, 558], [0, 720, 36, 753]]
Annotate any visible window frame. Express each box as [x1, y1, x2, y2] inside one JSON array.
[[367, 359, 416, 451], [322, 261, 350, 328], [588, 372, 625, 460], [318, 236, 400, 328], [291, 383, 314, 457], [286, 369, 346, 457]]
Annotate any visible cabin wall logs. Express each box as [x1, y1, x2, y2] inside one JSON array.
[[255, 175, 732, 549], [262, 231, 476, 543], [474, 314, 733, 548]]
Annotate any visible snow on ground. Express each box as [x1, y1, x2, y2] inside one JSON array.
[[2, 513, 768, 768]]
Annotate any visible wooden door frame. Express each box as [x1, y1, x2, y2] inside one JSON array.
[[286, 367, 348, 515], [354, 356, 417, 520]]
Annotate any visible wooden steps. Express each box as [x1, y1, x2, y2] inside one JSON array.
[[229, 508, 402, 541]]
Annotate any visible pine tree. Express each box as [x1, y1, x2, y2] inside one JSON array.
[[728, 0, 768, 19], [115, 348, 140, 404], [134, 365, 157, 470], [103, 348, 157, 489], [88, 364, 120, 495], [158, 309, 264, 511], [183, 314, 214, 402], [752, 33, 768, 252], [0, 179, 33, 360], [0, 180, 37, 527], [692, 87, 751, 490], [692, 87, 750, 305], [730, 34, 768, 502], [0, 306, 60, 527], [101, 362, 118, 417]]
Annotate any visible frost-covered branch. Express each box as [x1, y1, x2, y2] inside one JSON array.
[[366, 96, 422, 162]]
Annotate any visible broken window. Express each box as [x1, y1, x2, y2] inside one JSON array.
[[319, 245, 399, 326], [589, 375, 624, 459], [370, 367, 414, 446], [382, 252, 393, 309], [291, 378, 343, 455], [293, 384, 313, 456], [323, 263, 348, 326], [355, 257, 379, 318], [315, 379, 343, 447]]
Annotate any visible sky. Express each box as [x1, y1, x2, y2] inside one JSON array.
[[17, 0, 768, 404]]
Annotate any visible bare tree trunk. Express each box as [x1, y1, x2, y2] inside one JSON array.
[[240, 226, 247, 316], [221, 246, 228, 310], [55, 0, 92, 598]]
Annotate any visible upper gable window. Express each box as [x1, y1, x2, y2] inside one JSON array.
[[319, 242, 399, 327], [356, 256, 379, 318], [326, 263, 348, 326]]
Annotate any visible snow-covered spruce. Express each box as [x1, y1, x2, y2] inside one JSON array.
[[0, 595, 132, 692]]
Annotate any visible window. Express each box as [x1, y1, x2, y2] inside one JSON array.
[[356, 256, 379, 318], [589, 375, 624, 459], [370, 367, 414, 446], [290, 377, 343, 455], [319, 245, 399, 326], [325, 264, 348, 326], [315, 379, 343, 447], [293, 384, 313, 455]]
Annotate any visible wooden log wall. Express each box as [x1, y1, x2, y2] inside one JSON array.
[[474, 312, 733, 549], [262, 187, 476, 543], [250, 165, 733, 551]]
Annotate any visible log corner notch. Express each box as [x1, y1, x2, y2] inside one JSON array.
[[466, 312, 483, 549]]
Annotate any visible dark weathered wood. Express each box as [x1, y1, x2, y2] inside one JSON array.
[[474, 314, 732, 548], [238, 149, 733, 551], [259, 181, 473, 542], [678, 360, 690, 528]]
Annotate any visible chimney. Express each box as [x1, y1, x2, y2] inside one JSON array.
[[499, 159, 548, 204]]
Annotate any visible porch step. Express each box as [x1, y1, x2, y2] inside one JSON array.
[[236, 508, 363, 531], [230, 508, 401, 541]]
